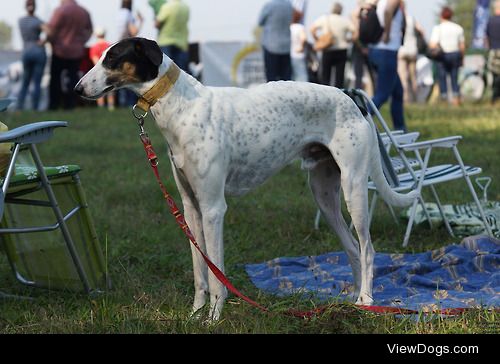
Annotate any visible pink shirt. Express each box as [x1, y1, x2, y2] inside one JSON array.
[[48, 0, 93, 59]]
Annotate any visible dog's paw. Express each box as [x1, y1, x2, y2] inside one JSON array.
[[355, 293, 374, 306]]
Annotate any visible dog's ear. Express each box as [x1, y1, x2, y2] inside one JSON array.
[[135, 38, 163, 67]]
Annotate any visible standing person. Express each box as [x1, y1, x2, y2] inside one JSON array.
[[351, 0, 376, 90], [397, 0, 423, 103], [486, 0, 500, 105], [117, 0, 143, 40], [290, 10, 308, 82], [258, 0, 294, 82], [311, 2, 355, 88], [89, 27, 115, 111], [428, 7, 465, 106], [156, 0, 190, 72], [17, 0, 47, 111], [149, 0, 166, 16], [117, 0, 143, 106], [46, 0, 92, 110], [368, 0, 406, 132]]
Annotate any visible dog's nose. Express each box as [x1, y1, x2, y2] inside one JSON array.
[[74, 82, 84, 95]]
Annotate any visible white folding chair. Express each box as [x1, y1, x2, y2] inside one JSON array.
[[352, 89, 493, 246]]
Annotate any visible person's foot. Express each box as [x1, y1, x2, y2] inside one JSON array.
[[451, 97, 462, 106]]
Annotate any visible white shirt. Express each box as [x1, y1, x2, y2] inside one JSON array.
[[430, 21, 465, 53], [373, 0, 404, 51], [311, 14, 354, 50], [290, 23, 306, 59], [399, 15, 417, 57], [116, 8, 135, 41]]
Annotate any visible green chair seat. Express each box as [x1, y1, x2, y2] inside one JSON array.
[[1, 164, 81, 188]]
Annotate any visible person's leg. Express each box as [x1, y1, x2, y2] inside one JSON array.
[[436, 58, 449, 101], [279, 53, 292, 81], [398, 56, 410, 102], [64, 58, 81, 109], [390, 73, 406, 131], [369, 48, 405, 131], [176, 48, 190, 74], [449, 52, 462, 105], [492, 73, 500, 104], [263, 48, 279, 82], [352, 45, 365, 89], [320, 50, 334, 86], [49, 54, 63, 110], [291, 57, 308, 82], [17, 50, 34, 110], [369, 48, 395, 108], [330, 49, 347, 88], [408, 57, 418, 102], [31, 48, 47, 111], [107, 92, 116, 110]]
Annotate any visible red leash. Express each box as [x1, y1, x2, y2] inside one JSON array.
[[135, 115, 268, 314], [133, 112, 482, 319]]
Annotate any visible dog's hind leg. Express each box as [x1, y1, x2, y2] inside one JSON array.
[[308, 158, 362, 299], [340, 168, 375, 305]]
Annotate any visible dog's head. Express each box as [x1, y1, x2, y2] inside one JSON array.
[[75, 37, 164, 99]]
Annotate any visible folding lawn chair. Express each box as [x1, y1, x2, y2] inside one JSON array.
[[313, 89, 492, 246], [0, 100, 110, 297], [349, 89, 492, 246]]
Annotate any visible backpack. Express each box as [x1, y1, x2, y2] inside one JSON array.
[[358, 5, 384, 46]]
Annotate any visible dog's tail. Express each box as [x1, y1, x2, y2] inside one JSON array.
[[369, 130, 419, 207]]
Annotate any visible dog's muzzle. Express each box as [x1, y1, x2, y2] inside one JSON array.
[[74, 83, 84, 96]]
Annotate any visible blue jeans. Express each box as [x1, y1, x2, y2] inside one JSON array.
[[17, 46, 47, 110], [368, 48, 406, 132], [161, 45, 189, 73], [291, 57, 308, 82], [437, 52, 462, 98]]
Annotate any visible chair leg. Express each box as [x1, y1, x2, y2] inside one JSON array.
[[385, 203, 400, 226], [418, 195, 433, 229], [452, 147, 494, 237], [403, 198, 419, 247], [368, 191, 379, 227], [0, 291, 34, 300], [29, 144, 92, 293], [464, 174, 493, 237], [429, 185, 454, 237], [314, 209, 321, 230]]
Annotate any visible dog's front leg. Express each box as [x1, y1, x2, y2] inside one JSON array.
[[172, 168, 209, 316], [185, 203, 209, 315], [200, 200, 228, 321]]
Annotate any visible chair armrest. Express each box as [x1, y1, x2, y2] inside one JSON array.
[[398, 136, 462, 151], [0, 121, 68, 145]]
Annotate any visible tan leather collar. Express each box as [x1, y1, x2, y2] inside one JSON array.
[[136, 63, 181, 112]]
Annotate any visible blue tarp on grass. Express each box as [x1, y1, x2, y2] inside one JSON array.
[[245, 236, 499, 311]]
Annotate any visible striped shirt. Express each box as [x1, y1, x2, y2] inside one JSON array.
[[18, 15, 44, 51]]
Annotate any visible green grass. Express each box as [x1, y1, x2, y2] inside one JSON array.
[[0, 102, 498, 333]]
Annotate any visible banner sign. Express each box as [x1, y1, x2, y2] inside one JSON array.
[[472, 0, 491, 49], [200, 41, 266, 88]]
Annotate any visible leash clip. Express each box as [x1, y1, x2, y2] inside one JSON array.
[[133, 104, 158, 167], [133, 104, 148, 135]]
